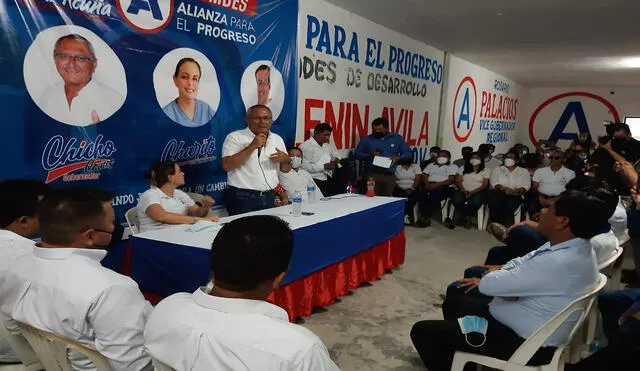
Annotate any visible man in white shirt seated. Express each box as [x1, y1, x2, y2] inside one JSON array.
[[528, 150, 576, 219], [279, 147, 324, 201], [0, 180, 50, 368], [417, 150, 458, 228], [488, 150, 531, 227], [222, 105, 291, 215], [39, 34, 124, 126], [144, 215, 341, 370], [411, 186, 613, 371], [299, 122, 342, 196], [0, 187, 152, 371]]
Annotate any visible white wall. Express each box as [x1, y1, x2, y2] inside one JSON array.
[[439, 55, 522, 156], [518, 87, 640, 149]]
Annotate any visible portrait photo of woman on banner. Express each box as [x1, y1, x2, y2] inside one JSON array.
[[154, 48, 220, 128]]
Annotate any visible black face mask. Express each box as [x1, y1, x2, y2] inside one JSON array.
[[372, 131, 386, 139]]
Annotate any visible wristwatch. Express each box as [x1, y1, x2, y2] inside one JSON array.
[[193, 216, 201, 224]]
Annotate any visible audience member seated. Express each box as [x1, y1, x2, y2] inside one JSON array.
[[416, 150, 457, 229], [279, 147, 324, 201], [452, 152, 490, 229], [453, 146, 473, 168], [354, 117, 412, 196], [299, 122, 342, 196], [0, 188, 152, 370], [488, 150, 531, 226], [569, 131, 596, 155], [478, 143, 501, 170], [0, 180, 50, 366], [528, 150, 575, 218], [410, 187, 613, 371], [137, 160, 218, 232], [144, 215, 340, 370], [222, 105, 290, 215], [392, 157, 422, 225], [566, 288, 640, 371], [481, 176, 619, 268], [420, 146, 440, 171]]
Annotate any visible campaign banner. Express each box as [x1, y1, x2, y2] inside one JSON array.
[[441, 55, 521, 155], [297, 0, 444, 163], [0, 0, 297, 221]]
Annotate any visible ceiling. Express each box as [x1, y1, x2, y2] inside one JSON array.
[[324, 0, 640, 87]]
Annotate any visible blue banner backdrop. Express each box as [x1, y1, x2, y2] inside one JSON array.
[[0, 0, 297, 221]]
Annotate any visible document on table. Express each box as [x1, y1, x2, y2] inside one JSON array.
[[184, 220, 222, 233], [372, 155, 393, 168]]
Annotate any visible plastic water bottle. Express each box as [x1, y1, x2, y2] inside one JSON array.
[[307, 181, 317, 203], [292, 191, 302, 217]]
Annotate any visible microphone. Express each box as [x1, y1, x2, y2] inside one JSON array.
[[257, 146, 261, 158]]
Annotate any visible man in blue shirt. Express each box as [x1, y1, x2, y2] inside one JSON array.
[[353, 117, 412, 196], [410, 187, 613, 371]]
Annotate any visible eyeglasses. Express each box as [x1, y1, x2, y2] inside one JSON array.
[[93, 228, 114, 235], [54, 52, 95, 64], [249, 116, 272, 120], [551, 156, 562, 160]]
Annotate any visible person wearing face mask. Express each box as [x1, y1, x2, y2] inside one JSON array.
[[420, 146, 441, 171], [478, 144, 501, 170], [609, 123, 640, 163], [570, 132, 596, 155], [354, 117, 412, 196], [528, 151, 576, 220], [299, 123, 342, 197], [488, 151, 531, 227], [416, 150, 458, 228], [278, 147, 323, 201], [453, 146, 473, 168], [0, 188, 153, 371], [453, 153, 491, 229]]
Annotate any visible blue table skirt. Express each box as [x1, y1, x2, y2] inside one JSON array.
[[128, 199, 405, 297]]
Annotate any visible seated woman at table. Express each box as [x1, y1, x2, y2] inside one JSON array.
[[137, 160, 219, 232]]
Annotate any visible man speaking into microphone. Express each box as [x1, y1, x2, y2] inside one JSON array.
[[222, 105, 290, 215]]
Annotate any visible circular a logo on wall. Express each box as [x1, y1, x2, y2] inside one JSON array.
[[116, 0, 174, 33], [528, 92, 620, 147], [452, 76, 477, 142]]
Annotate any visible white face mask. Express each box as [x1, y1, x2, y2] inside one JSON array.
[[437, 157, 449, 165], [290, 156, 302, 169], [470, 159, 481, 166], [504, 158, 516, 167]]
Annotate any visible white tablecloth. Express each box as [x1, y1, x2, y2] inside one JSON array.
[[133, 195, 403, 250]]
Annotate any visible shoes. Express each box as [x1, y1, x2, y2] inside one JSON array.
[[444, 217, 455, 230], [487, 222, 508, 243], [404, 215, 411, 225], [455, 217, 466, 227], [415, 218, 431, 228], [464, 218, 473, 229]]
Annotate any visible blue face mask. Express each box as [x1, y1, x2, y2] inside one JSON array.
[[457, 315, 488, 347]]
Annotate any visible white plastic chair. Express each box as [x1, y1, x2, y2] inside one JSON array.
[[125, 207, 140, 235], [441, 198, 453, 221], [152, 358, 174, 371], [569, 247, 625, 361], [477, 204, 489, 231], [18, 322, 112, 371], [450, 273, 608, 371], [0, 319, 42, 371]]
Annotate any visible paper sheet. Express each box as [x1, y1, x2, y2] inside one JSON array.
[[372, 156, 393, 168]]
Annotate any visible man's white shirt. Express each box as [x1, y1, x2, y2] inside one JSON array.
[[144, 287, 341, 371], [532, 166, 576, 196], [39, 79, 124, 127], [490, 166, 531, 191], [299, 138, 340, 181], [0, 247, 151, 371], [222, 128, 287, 191], [423, 163, 457, 183], [278, 168, 324, 201]]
